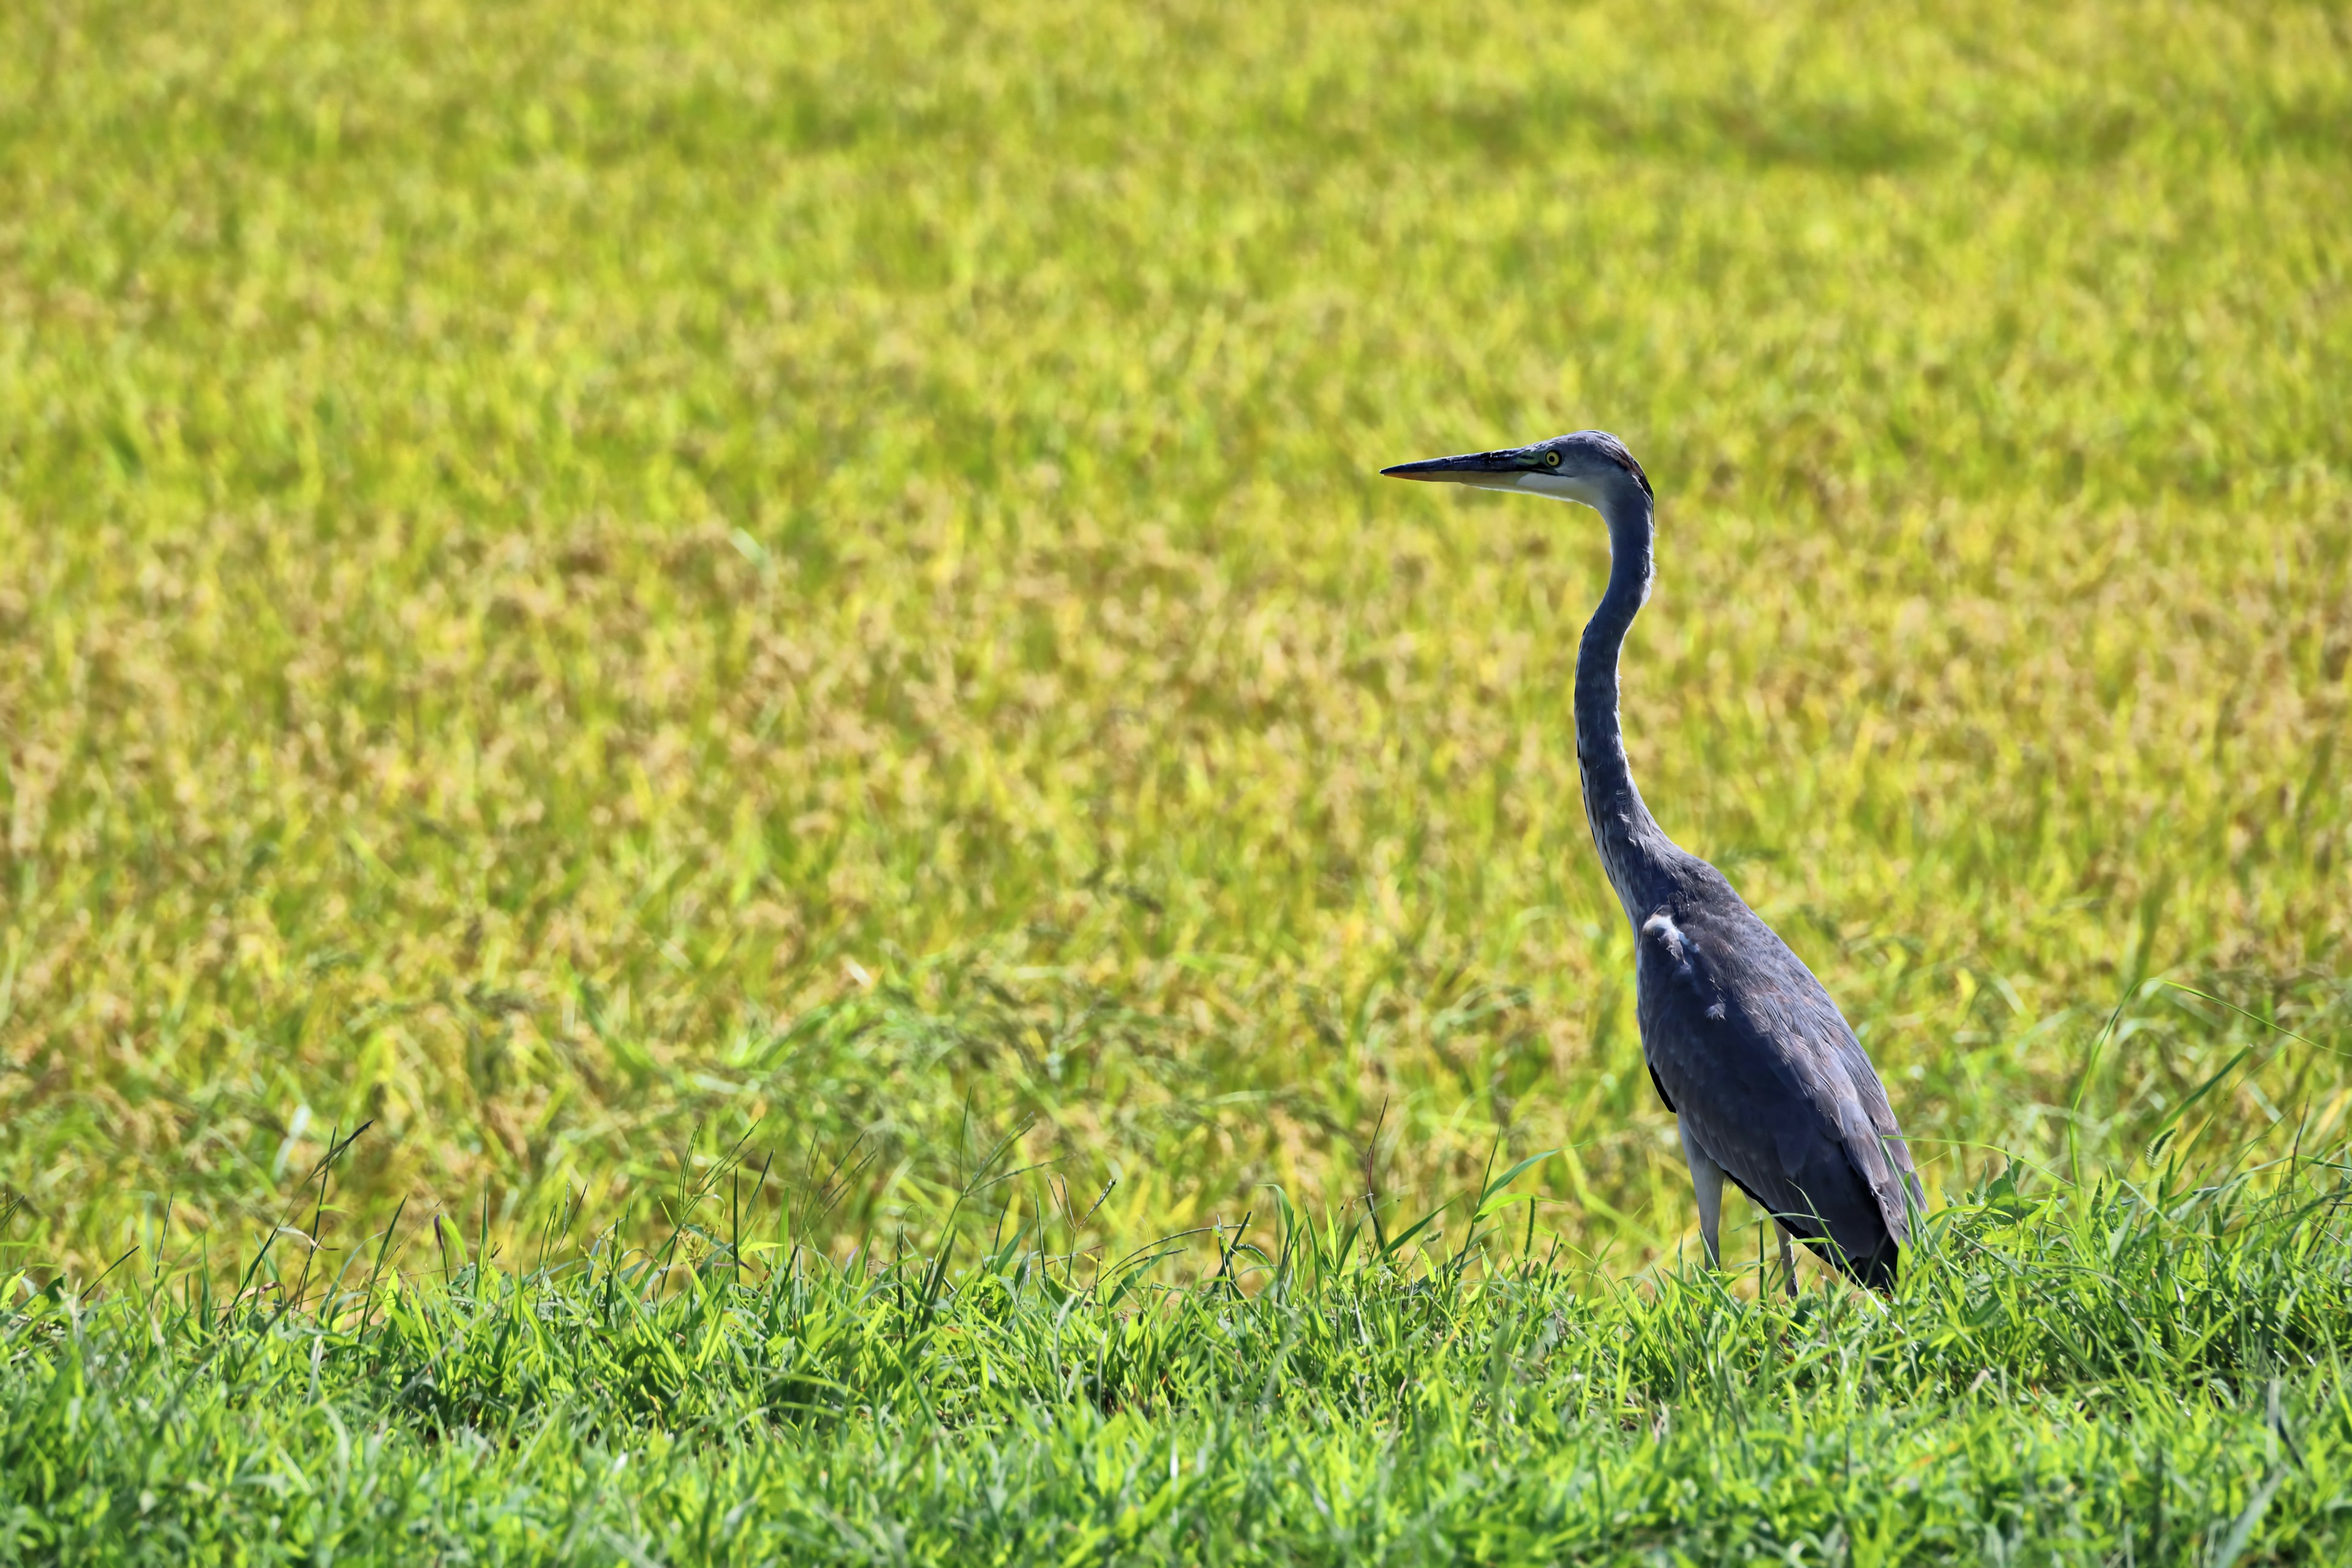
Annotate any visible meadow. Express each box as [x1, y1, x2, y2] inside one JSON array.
[[0, 0, 2348, 1559]]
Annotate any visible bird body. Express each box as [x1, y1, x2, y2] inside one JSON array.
[[1384, 431, 1921, 1289]]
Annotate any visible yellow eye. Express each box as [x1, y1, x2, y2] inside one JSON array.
[[1544, 450, 1561, 467]]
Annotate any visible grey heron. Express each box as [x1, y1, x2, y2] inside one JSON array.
[[1383, 431, 1923, 1291]]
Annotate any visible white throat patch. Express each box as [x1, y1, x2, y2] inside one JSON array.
[[1509, 471, 1608, 507]]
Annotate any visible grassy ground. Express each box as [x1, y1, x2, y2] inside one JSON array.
[[8, 1162, 2352, 1562], [1, 0, 2348, 1558]]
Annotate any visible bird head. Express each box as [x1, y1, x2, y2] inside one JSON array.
[[1381, 430, 1653, 513]]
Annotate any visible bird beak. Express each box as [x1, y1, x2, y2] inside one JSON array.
[[1381, 449, 1532, 492], [1380, 450, 1521, 482]]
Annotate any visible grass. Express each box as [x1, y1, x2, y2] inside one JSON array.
[[0, 0, 2348, 1557], [9, 1155, 2352, 1562]]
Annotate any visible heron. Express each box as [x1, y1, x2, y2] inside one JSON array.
[[1382, 431, 1923, 1292]]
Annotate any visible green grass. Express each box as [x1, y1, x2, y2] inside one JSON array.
[[9, 1158, 2352, 1562], [1, 0, 2349, 1557]]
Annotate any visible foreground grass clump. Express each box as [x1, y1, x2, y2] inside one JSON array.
[[6, 1163, 2351, 1564]]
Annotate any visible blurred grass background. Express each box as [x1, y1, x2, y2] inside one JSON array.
[[0, 0, 2346, 1276]]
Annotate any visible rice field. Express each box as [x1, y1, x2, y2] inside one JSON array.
[[1, 0, 2348, 1558]]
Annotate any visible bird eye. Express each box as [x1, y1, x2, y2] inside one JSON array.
[[1544, 451, 1561, 467]]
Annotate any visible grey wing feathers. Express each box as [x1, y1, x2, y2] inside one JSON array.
[[1635, 887, 1920, 1287]]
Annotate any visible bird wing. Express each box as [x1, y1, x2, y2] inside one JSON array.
[[1634, 894, 1916, 1279]]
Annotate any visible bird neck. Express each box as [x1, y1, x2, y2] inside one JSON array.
[[1575, 491, 1676, 922]]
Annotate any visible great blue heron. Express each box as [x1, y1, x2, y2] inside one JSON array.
[[1383, 431, 1923, 1291]]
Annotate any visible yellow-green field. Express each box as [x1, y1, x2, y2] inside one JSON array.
[[2, 0, 2347, 1281], [10, 4, 2352, 1561]]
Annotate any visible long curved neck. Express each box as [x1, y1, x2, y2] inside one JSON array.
[[1575, 491, 1676, 922]]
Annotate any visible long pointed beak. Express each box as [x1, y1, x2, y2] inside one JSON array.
[[1380, 450, 1523, 482]]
